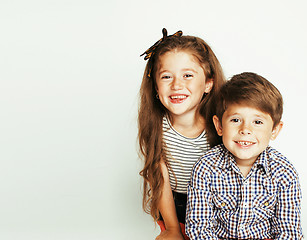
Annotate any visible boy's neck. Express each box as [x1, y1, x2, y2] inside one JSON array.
[[235, 157, 257, 178], [170, 111, 205, 138]]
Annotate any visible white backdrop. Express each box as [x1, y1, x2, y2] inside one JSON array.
[[0, 0, 306, 239]]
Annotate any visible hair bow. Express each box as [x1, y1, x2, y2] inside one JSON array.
[[140, 28, 183, 60]]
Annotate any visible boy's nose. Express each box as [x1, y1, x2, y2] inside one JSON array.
[[239, 124, 252, 135]]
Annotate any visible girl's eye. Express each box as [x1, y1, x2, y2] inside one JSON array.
[[161, 75, 171, 80]]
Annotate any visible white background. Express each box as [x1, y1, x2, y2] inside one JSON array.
[[0, 0, 306, 239]]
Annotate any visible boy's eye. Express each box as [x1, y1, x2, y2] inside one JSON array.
[[184, 73, 193, 78], [230, 118, 240, 123], [254, 120, 263, 125]]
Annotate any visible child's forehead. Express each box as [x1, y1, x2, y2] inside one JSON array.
[[158, 49, 197, 62], [223, 103, 271, 118], [155, 50, 203, 72]]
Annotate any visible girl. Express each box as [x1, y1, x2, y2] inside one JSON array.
[[138, 28, 225, 240]]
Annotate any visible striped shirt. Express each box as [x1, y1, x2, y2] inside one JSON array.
[[186, 144, 303, 240], [162, 116, 210, 194]]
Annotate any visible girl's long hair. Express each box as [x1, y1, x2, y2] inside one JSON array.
[[138, 34, 225, 220]]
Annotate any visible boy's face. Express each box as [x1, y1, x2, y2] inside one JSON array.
[[213, 104, 283, 164]]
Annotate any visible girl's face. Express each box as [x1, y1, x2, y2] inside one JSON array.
[[155, 50, 213, 119]]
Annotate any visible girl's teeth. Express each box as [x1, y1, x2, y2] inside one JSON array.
[[170, 95, 187, 99]]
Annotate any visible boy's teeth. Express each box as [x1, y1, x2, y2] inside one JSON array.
[[237, 141, 253, 146]]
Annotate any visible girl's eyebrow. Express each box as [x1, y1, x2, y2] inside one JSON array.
[[182, 68, 197, 72], [158, 68, 197, 75], [158, 70, 170, 74]]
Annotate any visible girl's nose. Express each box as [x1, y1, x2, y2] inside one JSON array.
[[171, 77, 183, 90]]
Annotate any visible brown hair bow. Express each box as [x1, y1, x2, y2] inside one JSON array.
[[140, 28, 183, 60]]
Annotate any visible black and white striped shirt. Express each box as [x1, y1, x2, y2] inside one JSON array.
[[162, 116, 210, 194]]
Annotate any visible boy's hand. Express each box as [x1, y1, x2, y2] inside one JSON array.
[[155, 229, 184, 240]]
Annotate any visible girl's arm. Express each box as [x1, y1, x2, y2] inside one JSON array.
[[155, 161, 184, 240]]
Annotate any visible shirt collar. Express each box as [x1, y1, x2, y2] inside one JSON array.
[[213, 144, 234, 170], [214, 144, 271, 176], [254, 147, 270, 176]]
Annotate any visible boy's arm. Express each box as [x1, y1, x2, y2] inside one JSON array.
[[185, 162, 219, 240], [272, 175, 303, 239], [156, 161, 184, 240]]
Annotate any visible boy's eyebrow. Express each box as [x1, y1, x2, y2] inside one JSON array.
[[226, 112, 268, 118], [254, 114, 266, 118], [224, 112, 240, 116]]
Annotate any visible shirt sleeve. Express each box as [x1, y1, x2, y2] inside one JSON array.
[[185, 162, 219, 240], [271, 174, 303, 239]]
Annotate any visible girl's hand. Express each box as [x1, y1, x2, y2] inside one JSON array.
[[155, 228, 185, 240]]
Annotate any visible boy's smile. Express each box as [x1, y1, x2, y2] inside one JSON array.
[[213, 104, 283, 166]]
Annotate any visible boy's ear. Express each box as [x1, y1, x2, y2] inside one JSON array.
[[204, 78, 214, 93], [213, 115, 223, 136], [271, 121, 283, 140]]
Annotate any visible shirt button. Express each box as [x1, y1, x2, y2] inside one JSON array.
[[221, 202, 226, 207], [264, 202, 269, 206]]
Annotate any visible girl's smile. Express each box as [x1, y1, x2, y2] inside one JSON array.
[[169, 94, 189, 103], [155, 51, 213, 118]]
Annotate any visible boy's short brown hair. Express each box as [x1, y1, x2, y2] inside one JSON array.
[[215, 72, 283, 128]]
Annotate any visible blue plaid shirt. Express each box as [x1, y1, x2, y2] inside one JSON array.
[[186, 144, 303, 240]]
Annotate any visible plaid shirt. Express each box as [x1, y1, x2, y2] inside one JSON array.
[[186, 144, 303, 240]]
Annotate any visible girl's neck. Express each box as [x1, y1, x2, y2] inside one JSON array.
[[169, 111, 205, 138]]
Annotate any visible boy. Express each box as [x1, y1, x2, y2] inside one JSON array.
[[186, 72, 303, 239]]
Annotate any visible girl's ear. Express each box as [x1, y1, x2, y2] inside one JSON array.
[[213, 115, 223, 136], [204, 78, 214, 93], [155, 85, 159, 94], [271, 121, 283, 140]]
